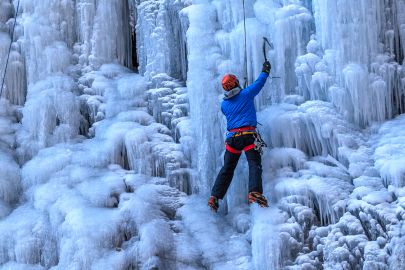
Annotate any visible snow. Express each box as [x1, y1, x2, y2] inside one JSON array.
[[0, 0, 404, 269]]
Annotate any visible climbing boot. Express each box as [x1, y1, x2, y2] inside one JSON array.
[[248, 192, 269, 207], [208, 196, 219, 213]]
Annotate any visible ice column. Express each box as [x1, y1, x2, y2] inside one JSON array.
[[136, 0, 171, 79], [0, 99, 20, 219], [17, 0, 81, 161], [136, 0, 189, 80], [90, 0, 132, 68], [181, 3, 224, 194], [274, 4, 313, 95], [75, 0, 132, 69], [0, 0, 26, 105], [311, 0, 405, 127]]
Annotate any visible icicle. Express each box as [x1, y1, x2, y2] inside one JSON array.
[[274, 4, 312, 95], [4, 49, 26, 105], [17, 76, 81, 161], [90, 0, 131, 68]]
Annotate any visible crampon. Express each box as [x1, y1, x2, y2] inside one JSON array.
[[208, 196, 219, 212], [248, 192, 269, 207]]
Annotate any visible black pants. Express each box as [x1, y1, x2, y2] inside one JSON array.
[[211, 134, 263, 199]]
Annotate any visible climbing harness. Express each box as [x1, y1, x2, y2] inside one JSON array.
[[229, 126, 256, 133], [232, 131, 255, 137], [0, 0, 20, 99], [225, 142, 255, 154], [225, 126, 267, 155]]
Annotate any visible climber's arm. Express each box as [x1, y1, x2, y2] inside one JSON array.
[[245, 72, 269, 98]]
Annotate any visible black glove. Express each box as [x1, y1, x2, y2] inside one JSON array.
[[262, 61, 271, 74]]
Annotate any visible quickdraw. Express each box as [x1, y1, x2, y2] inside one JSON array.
[[253, 131, 267, 155]]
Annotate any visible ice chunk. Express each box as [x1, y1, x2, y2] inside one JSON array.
[[374, 114, 405, 187]]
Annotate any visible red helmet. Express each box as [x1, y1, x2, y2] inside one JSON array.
[[221, 74, 239, 91]]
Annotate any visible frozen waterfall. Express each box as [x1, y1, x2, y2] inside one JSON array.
[[0, 0, 404, 269]]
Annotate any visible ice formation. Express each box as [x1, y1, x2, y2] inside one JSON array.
[[0, 0, 404, 269]]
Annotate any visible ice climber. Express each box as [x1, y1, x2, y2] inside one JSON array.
[[208, 61, 271, 212]]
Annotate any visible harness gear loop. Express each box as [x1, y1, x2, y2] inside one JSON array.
[[253, 131, 267, 155]]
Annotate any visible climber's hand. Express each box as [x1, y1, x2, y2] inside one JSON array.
[[262, 61, 271, 74]]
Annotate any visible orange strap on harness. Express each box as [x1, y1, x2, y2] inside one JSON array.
[[225, 143, 255, 154]]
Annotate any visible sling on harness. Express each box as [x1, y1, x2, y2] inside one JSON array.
[[253, 132, 267, 155]]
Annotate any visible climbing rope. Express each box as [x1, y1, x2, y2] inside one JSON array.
[[0, 0, 21, 100], [242, 0, 248, 88], [241, 2, 281, 82]]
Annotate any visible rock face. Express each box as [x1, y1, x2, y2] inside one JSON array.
[[0, 0, 404, 269]]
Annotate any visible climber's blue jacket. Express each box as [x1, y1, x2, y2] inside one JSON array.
[[221, 72, 269, 138]]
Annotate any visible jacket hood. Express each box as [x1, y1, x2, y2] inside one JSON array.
[[223, 87, 242, 99]]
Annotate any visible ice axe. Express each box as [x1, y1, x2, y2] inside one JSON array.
[[262, 37, 281, 79], [262, 37, 273, 62]]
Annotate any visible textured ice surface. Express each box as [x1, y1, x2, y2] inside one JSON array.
[[0, 0, 404, 269]]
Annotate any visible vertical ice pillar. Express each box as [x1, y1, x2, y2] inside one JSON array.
[[167, 1, 189, 80], [89, 0, 132, 68], [22, 0, 75, 83], [0, 0, 13, 98], [0, 0, 26, 105], [0, 99, 20, 218], [136, 0, 188, 80], [395, 0, 405, 63], [181, 3, 224, 194], [311, 0, 405, 127], [75, 0, 132, 68], [274, 4, 313, 96], [0, 1, 21, 220], [75, 0, 96, 65], [251, 207, 282, 270], [136, 0, 171, 79], [17, 0, 81, 161], [313, 0, 383, 69]]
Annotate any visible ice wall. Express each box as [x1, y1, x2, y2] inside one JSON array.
[[0, 0, 25, 105], [0, 0, 405, 269], [136, 0, 189, 80], [0, 0, 22, 227], [0, 1, 190, 269], [0, 99, 20, 220], [179, 0, 405, 269]]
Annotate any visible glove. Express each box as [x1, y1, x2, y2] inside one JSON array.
[[262, 61, 271, 74]]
